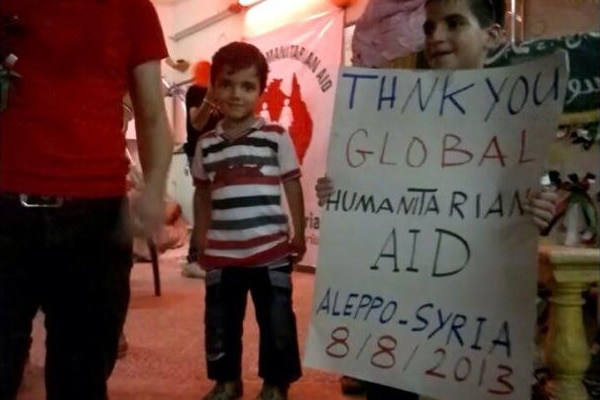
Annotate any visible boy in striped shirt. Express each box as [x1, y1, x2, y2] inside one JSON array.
[[191, 42, 305, 400]]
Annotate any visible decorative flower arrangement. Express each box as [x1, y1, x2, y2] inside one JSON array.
[[0, 14, 24, 112], [542, 171, 598, 245]]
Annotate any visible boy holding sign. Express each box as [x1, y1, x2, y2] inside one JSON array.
[[191, 42, 305, 400], [315, 0, 558, 398]]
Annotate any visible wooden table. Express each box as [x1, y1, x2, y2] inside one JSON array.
[[538, 244, 600, 400]]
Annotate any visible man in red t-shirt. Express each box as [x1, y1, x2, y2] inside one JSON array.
[[0, 1, 173, 399]]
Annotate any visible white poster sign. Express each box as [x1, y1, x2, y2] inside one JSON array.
[[304, 52, 568, 400], [246, 10, 344, 267]]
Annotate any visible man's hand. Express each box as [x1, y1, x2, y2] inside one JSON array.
[[135, 186, 164, 238]]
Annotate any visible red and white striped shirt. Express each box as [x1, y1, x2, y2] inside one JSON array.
[[191, 117, 301, 268]]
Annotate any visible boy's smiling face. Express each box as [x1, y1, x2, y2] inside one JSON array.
[[424, 0, 501, 70], [214, 65, 261, 129]]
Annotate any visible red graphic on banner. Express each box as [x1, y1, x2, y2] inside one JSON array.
[[257, 73, 313, 164]]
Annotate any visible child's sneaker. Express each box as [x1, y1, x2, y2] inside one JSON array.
[[181, 261, 206, 279], [255, 383, 288, 400], [202, 380, 243, 400]]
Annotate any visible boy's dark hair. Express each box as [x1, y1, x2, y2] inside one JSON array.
[[426, 0, 506, 27], [470, 0, 505, 27], [211, 41, 269, 93]]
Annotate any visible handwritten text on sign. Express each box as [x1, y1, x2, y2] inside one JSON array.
[[304, 53, 567, 400]]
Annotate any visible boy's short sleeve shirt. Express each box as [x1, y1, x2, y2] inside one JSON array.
[[190, 118, 302, 268], [191, 118, 301, 184]]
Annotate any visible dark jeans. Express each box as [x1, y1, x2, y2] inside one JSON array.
[[365, 382, 419, 400], [204, 263, 302, 385], [0, 194, 132, 400]]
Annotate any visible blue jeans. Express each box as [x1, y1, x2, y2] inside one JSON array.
[[204, 263, 302, 385], [0, 194, 132, 400]]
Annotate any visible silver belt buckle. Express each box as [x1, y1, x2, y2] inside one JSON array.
[[19, 194, 64, 208]]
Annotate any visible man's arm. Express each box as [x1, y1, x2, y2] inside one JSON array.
[[283, 178, 306, 262], [129, 60, 174, 234], [190, 87, 217, 132]]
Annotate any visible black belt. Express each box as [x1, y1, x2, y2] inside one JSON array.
[[0, 193, 123, 208]]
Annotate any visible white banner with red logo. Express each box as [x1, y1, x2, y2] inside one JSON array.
[[246, 10, 344, 268]]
